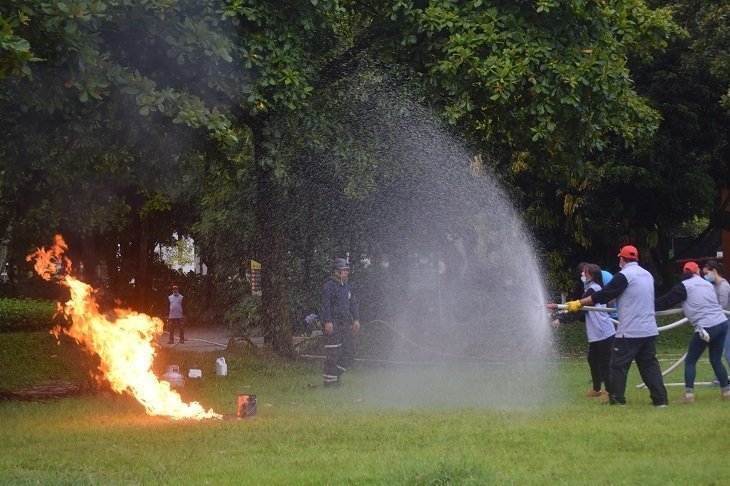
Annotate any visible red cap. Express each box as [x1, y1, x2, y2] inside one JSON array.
[[617, 245, 638, 259], [683, 262, 699, 274]]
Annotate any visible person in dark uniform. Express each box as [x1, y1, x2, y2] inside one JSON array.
[[321, 258, 360, 387]]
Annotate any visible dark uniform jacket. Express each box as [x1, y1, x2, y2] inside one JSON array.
[[321, 277, 359, 325]]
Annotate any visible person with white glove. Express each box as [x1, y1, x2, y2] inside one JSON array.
[[655, 261, 730, 403]]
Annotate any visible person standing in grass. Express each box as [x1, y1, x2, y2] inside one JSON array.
[[655, 262, 730, 403], [565, 245, 668, 407], [167, 284, 185, 344], [321, 258, 360, 388], [548, 263, 615, 400]]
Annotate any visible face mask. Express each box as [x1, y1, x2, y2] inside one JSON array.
[[580, 276, 587, 284], [704, 274, 715, 283]]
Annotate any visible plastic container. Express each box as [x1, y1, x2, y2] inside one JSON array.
[[215, 357, 227, 376]]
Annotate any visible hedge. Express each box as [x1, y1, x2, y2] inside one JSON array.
[[0, 298, 56, 332]]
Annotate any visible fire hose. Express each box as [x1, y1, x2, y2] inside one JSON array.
[[555, 304, 730, 388], [297, 319, 489, 363]]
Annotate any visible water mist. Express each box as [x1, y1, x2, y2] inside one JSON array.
[[305, 74, 554, 409]]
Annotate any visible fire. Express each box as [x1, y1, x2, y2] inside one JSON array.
[[27, 235, 221, 420]]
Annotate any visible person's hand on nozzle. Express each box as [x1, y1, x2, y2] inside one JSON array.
[[352, 320, 360, 334], [566, 300, 583, 312], [324, 322, 333, 334]]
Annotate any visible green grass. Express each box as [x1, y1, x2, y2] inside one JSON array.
[[0, 331, 727, 484]]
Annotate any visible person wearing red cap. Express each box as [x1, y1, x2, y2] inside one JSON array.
[[565, 245, 668, 406], [655, 262, 730, 403]]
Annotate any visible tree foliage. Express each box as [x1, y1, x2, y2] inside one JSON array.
[[4, 0, 720, 351]]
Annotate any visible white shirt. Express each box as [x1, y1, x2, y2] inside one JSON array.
[[168, 293, 184, 318]]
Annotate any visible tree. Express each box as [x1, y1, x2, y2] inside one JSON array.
[[389, 1, 682, 291], [2, 0, 687, 352], [189, 0, 684, 346], [0, 1, 244, 303], [550, 0, 730, 288], [246, 0, 675, 293]]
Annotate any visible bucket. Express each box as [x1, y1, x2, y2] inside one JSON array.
[[215, 357, 227, 376], [237, 394, 257, 419]]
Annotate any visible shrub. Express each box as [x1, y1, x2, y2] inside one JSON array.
[[224, 294, 262, 336], [0, 298, 56, 332]]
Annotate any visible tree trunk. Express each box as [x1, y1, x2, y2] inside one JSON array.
[[246, 116, 294, 356], [301, 199, 315, 288], [135, 216, 150, 310], [0, 222, 11, 282], [651, 229, 673, 292], [720, 187, 730, 277], [255, 170, 294, 357]]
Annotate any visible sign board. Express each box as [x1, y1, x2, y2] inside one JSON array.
[[250, 260, 262, 295]]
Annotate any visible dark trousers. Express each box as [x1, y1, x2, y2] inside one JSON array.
[[323, 323, 355, 384], [686, 321, 729, 390], [168, 318, 184, 343], [588, 336, 614, 392], [609, 336, 667, 405]]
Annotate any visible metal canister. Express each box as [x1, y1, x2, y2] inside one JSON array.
[[162, 364, 185, 389], [237, 394, 257, 419]]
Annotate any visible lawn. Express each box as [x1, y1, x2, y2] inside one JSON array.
[[0, 331, 727, 484]]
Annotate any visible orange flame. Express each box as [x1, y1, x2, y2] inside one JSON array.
[[27, 235, 221, 420]]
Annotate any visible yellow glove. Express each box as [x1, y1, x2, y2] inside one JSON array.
[[566, 300, 583, 313]]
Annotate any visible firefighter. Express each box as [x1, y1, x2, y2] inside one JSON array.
[[321, 258, 360, 387]]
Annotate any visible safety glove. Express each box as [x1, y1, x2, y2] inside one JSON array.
[[566, 300, 583, 313]]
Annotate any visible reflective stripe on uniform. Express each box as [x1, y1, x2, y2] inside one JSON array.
[[324, 343, 342, 348], [337, 365, 347, 372]]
